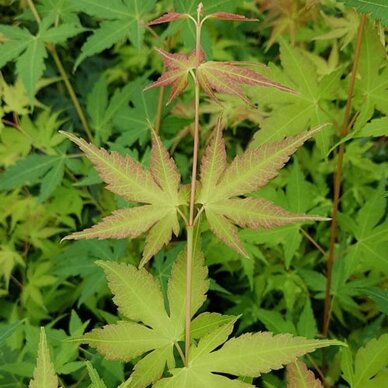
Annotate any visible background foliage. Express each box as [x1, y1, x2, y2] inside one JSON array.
[[0, 0, 387, 386]]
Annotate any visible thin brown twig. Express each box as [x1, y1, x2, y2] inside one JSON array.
[[306, 354, 329, 387], [301, 228, 326, 256], [49, 47, 93, 141], [10, 275, 23, 289], [322, 13, 367, 338]]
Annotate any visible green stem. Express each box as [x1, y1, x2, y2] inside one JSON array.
[[26, 0, 41, 23], [25, 0, 93, 141], [184, 225, 194, 364], [188, 80, 200, 225], [174, 341, 186, 365], [322, 13, 367, 338], [184, 4, 203, 365]]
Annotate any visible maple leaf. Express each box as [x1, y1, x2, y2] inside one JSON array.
[[250, 38, 338, 154], [353, 21, 388, 131], [198, 120, 328, 256], [287, 360, 323, 388], [0, 20, 83, 102], [339, 0, 388, 26], [197, 61, 294, 104], [60, 131, 182, 266], [314, 9, 359, 50], [206, 12, 257, 22], [29, 328, 58, 388], [76, 246, 208, 388], [256, 0, 319, 48], [341, 185, 387, 276], [145, 48, 201, 104], [73, 0, 156, 68], [341, 333, 388, 387], [155, 318, 343, 387], [147, 12, 189, 25]]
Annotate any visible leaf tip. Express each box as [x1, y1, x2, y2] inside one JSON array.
[[60, 235, 72, 243]]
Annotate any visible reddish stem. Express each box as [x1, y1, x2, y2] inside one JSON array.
[[322, 14, 367, 337]]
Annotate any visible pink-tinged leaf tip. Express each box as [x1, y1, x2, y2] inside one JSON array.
[[208, 12, 258, 22], [147, 12, 189, 26], [197, 61, 295, 104]]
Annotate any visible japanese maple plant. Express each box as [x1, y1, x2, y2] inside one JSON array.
[[58, 4, 342, 387]]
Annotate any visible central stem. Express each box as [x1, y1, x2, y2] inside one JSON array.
[[184, 4, 203, 365], [322, 13, 367, 338]]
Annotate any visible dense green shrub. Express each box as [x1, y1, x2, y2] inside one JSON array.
[[0, 1, 387, 386]]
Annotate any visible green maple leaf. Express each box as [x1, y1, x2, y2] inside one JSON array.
[[61, 130, 183, 267], [86, 75, 137, 144], [342, 333, 388, 388], [0, 244, 25, 289], [155, 318, 342, 387], [37, 0, 80, 24], [353, 21, 388, 131], [362, 287, 388, 315], [114, 80, 166, 148], [250, 39, 338, 154], [339, 0, 388, 25], [73, 0, 155, 68], [0, 19, 83, 102], [29, 327, 58, 388], [198, 119, 328, 257], [342, 185, 387, 275], [0, 153, 66, 202], [76, 244, 208, 388]]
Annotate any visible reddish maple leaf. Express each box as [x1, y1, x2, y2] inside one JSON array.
[[147, 12, 188, 26], [145, 48, 204, 104], [197, 61, 295, 103], [207, 12, 257, 22]]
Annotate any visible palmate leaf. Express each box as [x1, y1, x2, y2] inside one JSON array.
[[114, 80, 160, 147], [343, 185, 387, 275], [77, 246, 208, 388], [250, 39, 337, 154], [342, 334, 388, 388], [61, 131, 182, 265], [198, 124, 328, 256], [37, 0, 80, 24], [197, 61, 294, 104], [155, 319, 343, 387], [86, 75, 137, 143], [353, 21, 388, 131], [145, 49, 199, 104], [29, 327, 58, 388], [0, 153, 65, 201], [339, 0, 388, 25], [0, 19, 83, 101], [287, 361, 323, 388], [73, 0, 156, 68], [167, 240, 208, 336]]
